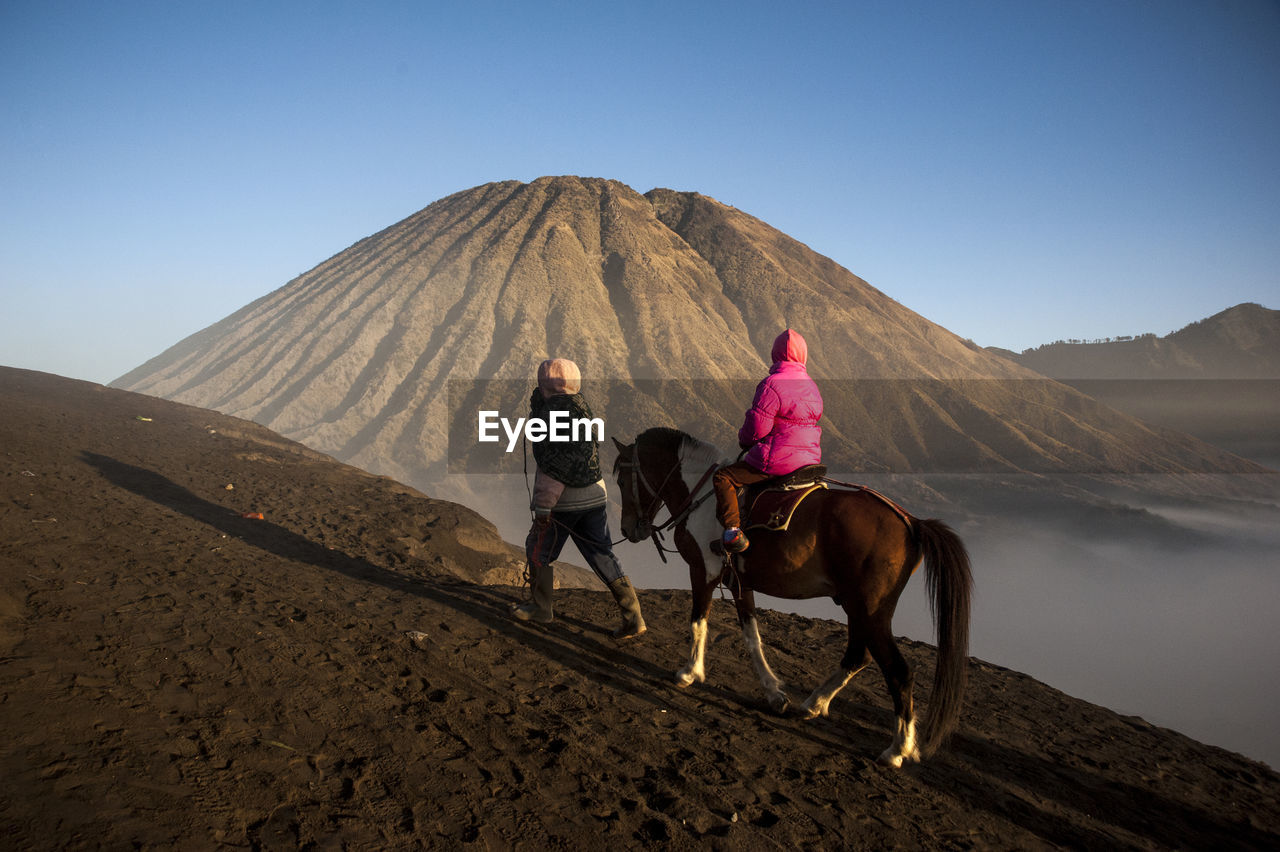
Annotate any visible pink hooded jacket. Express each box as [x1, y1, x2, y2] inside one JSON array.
[[739, 329, 823, 475]]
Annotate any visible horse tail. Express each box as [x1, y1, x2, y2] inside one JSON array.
[[914, 517, 973, 756]]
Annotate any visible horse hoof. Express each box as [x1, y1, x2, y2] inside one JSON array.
[[876, 751, 905, 769], [675, 671, 700, 688], [768, 692, 790, 715], [876, 747, 920, 768]]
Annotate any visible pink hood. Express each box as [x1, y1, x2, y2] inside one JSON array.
[[771, 328, 808, 366], [739, 329, 823, 475]]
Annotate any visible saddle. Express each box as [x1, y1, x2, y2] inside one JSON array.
[[708, 464, 828, 558], [742, 464, 828, 532]]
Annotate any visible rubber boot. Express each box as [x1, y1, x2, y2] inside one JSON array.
[[607, 577, 646, 640], [512, 562, 554, 623]]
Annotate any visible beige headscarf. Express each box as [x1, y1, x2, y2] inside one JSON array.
[[537, 358, 582, 398]]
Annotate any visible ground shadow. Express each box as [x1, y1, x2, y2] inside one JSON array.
[[918, 725, 1278, 848], [79, 452, 852, 743]]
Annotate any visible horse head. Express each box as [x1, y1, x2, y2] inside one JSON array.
[[611, 436, 652, 543]]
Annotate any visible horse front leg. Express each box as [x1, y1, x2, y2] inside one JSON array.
[[728, 576, 789, 714], [677, 580, 716, 687], [675, 528, 715, 688], [676, 614, 710, 688]]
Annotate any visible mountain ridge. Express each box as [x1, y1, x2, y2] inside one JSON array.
[[986, 303, 1280, 467], [991, 303, 1280, 379]]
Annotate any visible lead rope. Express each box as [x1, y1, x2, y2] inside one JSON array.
[[520, 435, 534, 599], [620, 447, 722, 564]]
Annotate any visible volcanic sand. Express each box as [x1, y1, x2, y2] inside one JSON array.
[[2, 367, 1278, 849]]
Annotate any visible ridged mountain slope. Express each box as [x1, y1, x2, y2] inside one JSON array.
[[113, 177, 1264, 500]]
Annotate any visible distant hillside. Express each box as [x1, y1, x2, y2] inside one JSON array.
[[3, 366, 1278, 849], [990, 304, 1280, 468], [995, 303, 1280, 379]]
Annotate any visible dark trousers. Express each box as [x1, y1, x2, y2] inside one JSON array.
[[713, 461, 772, 529], [525, 505, 624, 585]]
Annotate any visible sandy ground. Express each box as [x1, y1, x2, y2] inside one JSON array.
[[3, 367, 1278, 850]]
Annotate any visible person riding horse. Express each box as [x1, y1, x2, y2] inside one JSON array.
[[614, 329, 971, 767], [713, 328, 824, 553]]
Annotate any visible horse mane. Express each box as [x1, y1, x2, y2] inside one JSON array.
[[637, 427, 725, 471]]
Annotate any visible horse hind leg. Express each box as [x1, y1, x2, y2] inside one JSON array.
[[881, 709, 920, 769], [868, 623, 920, 768], [801, 628, 870, 719]]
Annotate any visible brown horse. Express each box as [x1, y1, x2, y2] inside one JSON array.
[[612, 427, 972, 767]]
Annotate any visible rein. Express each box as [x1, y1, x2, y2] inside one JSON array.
[[618, 445, 718, 563]]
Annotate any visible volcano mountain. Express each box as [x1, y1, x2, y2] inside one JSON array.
[[112, 177, 1264, 517]]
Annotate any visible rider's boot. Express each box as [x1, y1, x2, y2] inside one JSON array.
[[722, 526, 750, 553], [607, 576, 646, 640]]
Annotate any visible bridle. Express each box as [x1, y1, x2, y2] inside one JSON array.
[[615, 441, 718, 562]]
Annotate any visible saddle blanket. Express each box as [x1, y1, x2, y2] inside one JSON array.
[[743, 482, 827, 532]]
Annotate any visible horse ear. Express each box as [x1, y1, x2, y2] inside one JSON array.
[[611, 436, 628, 451]]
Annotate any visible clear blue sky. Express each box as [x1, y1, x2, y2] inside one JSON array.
[[3, 0, 1277, 384]]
